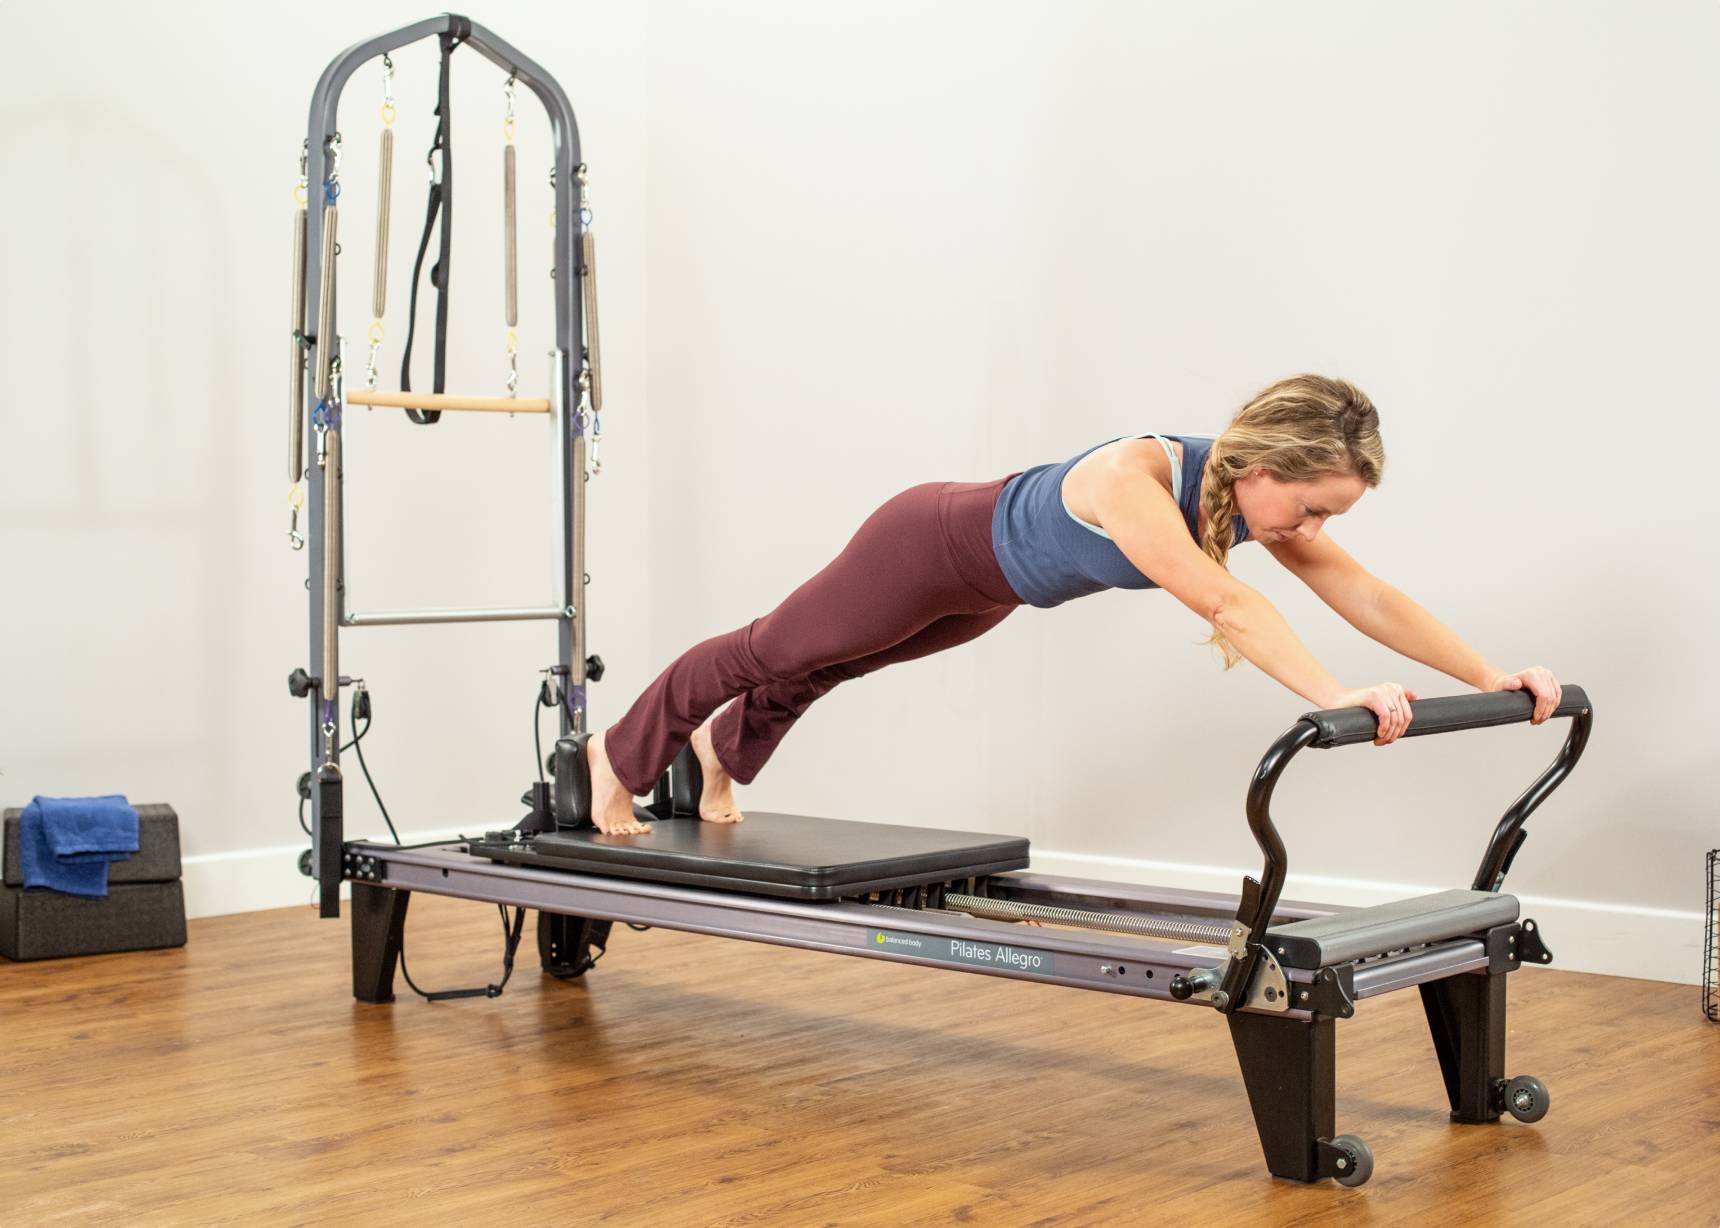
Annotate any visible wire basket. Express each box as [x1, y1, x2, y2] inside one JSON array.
[[1707, 850, 1718, 1023]]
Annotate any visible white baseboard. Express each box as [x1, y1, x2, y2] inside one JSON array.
[[185, 835, 1712, 988]]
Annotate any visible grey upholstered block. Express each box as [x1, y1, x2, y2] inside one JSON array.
[[0, 881, 187, 961], [2, 803, 183, 887]]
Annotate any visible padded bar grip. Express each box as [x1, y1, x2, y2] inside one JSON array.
[[1300, 684, 1590, 749]]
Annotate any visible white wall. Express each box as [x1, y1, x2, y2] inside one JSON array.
[[2, 2, 1714, 982], [0, 1, 656, 897]]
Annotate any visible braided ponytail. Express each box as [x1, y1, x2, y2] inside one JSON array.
[[1197, 375, 1386, 669]]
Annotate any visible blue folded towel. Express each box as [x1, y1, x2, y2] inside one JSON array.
[[19, 795, 139, 898]]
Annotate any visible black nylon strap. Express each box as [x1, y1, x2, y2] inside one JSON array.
[[401, 182, 443, 424], [400, 30, 463, 425]]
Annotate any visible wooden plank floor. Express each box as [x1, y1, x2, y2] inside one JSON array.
[[2, 892, 1717, 1226]]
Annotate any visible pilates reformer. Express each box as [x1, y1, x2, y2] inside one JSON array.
[[285, 17, 1594, 1189]]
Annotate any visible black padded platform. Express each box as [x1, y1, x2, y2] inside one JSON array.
[[467, 812, 1030, 900], [1266, 889, 1520, 970]]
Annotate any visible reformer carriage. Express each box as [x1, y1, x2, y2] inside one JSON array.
[[286, 15, 1594, 1189]]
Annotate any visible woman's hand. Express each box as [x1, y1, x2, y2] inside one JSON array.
[[1327, 683, 1421, 746], [1482, 667, 1563, 725]]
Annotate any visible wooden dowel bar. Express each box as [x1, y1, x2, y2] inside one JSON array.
[[345, 390, 552, 414]]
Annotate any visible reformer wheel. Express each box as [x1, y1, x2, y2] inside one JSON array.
[[1329, 1134, 1374, 1187], [1502, 1074, 1550, 1123]]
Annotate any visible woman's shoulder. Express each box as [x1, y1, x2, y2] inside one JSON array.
[[1060, 435, 1181, 528], [1087, 434, 1184, 483]]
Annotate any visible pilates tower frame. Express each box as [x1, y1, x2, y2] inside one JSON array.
[[296, 15, 591, 919]]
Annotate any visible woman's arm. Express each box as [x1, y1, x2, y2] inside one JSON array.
[[1090, 452, 1350, 707], [1264, 534, 1503, 687]]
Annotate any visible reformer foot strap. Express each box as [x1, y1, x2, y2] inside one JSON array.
[[400, 29, 464, 425]]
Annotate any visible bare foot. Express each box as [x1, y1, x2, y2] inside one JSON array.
[[689, 719, 745, 823], [586, 730, 651, 836]]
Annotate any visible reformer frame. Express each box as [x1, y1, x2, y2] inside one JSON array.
[[288, 16, 1596, 1188], [341, 687, 1591, 1188]]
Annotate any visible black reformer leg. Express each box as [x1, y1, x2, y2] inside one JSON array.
[[1229, 1012, 1335, 1182], [538, 912, 613, 979], [1420, 971, 1507, 1122], [351, 882, 411, 1003], [1229, 1012, 1375, 1185]]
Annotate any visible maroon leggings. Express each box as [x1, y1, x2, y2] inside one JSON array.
[[604, 475, 1024, 795]]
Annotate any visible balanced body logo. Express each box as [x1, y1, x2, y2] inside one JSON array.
[[868, 928, 1054, 973]]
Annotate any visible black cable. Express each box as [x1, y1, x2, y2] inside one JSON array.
[[534, 687, 547, 785], [297, 679, 538, 1000], [347, 691, 402, 845], [399, 903, 529, 1002], [388, 833, 489, 851]]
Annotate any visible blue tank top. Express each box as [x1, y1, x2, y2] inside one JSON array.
[[991, 433, 1251, 608]]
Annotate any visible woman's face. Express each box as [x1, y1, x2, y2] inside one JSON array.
[[1235, 469, 1368, 544]]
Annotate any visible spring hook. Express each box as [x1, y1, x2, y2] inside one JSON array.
[[380, 53, 396, 123], [312, 401, 329, 468], [325, 131, 343, 202], [576, 162, 593, 226], [287, 483, 305, 550], [577, 365, 601, 477]]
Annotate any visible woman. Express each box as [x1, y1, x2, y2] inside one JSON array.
[[586, 374, 1563, 835]]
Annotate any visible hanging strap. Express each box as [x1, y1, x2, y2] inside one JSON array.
[[400, 29, 464, 425]]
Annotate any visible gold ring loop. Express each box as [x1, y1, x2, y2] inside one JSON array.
[[368, 320, 385, 344], [503, 118, 516, 143], [380, 102, 397, 126], [289, 484, 305, 509], [293, 183, 308, 206]]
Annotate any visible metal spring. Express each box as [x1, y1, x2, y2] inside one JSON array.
[[289, 203, 307, 481], [503, 143, 518, 328], [942, 893, 1232, 945], [321, 426, 342, 760], [373, 127, 393, 319], [581, 229, 602, 411], [314, 203, 339, 400]]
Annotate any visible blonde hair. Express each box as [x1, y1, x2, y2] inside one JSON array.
[[1198, 374, 1385, 669]]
